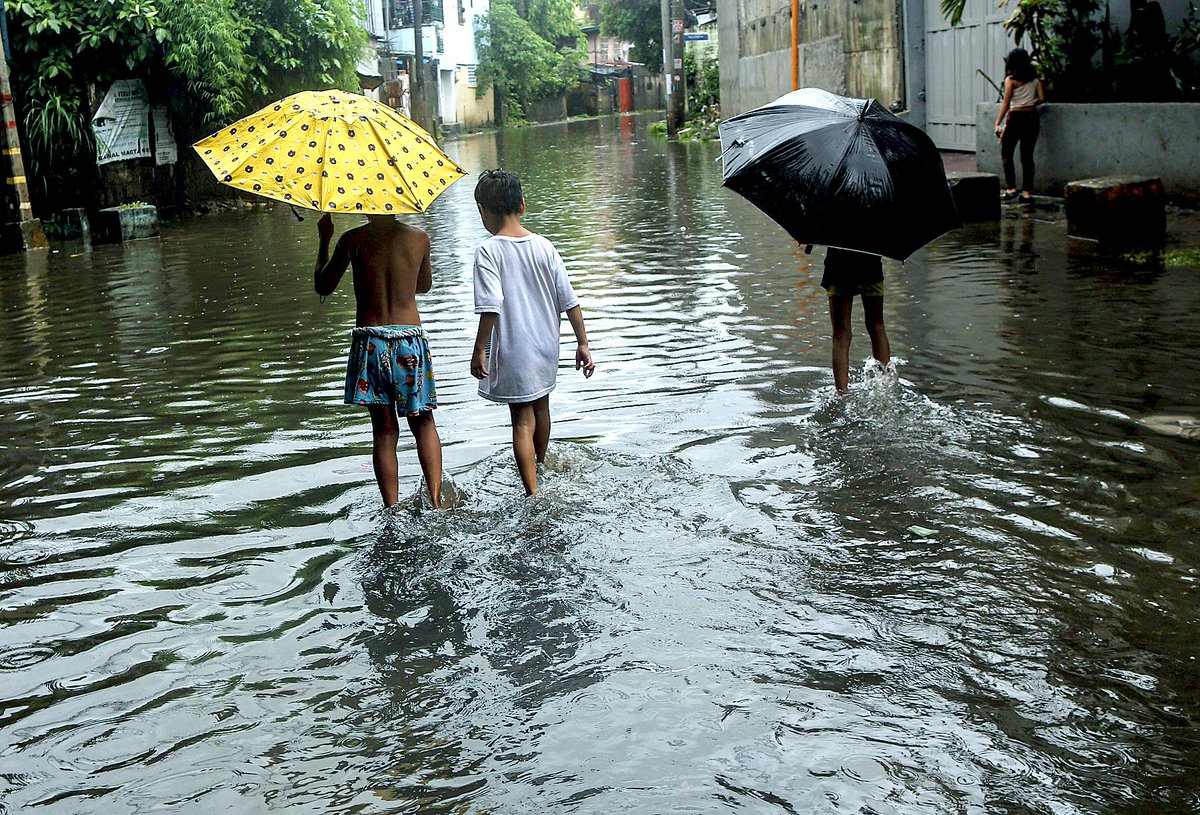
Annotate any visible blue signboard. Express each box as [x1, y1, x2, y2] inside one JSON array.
[[684, 32, 709, 41]]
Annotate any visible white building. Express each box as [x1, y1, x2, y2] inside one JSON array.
[[362, 0, 495, 129]]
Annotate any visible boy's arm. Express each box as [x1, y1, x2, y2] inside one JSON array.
[[314, 215, 351, 296], [416, 235, 433, 294], [565, 305, 594, 378], [471, 312, 498, 380]]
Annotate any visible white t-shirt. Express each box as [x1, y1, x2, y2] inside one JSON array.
[[473, 233, 580, 403]]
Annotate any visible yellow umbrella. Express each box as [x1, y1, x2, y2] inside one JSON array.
[[193, 89, 466, 214]]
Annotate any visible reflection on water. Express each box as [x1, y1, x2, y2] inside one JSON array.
[[1, 114, 1199, 813]]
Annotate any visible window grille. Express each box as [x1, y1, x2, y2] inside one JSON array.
[[387, 0, 444, 28]]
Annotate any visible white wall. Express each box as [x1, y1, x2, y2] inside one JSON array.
[[364, 0, 490, 124], [435, 0, 488, 123]]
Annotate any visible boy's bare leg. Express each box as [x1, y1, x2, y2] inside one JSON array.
[[532, 395, 551, 463], [509, 401, 540, 496], [862, 295, 890, 367], [368, 404, 401, 506], [406, 411, 443, 508], [829, 294, 854, 393]]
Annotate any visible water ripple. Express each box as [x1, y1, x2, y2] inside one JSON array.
[[0, 114, 1197, 813]]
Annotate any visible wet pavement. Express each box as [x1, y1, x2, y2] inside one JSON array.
[[1, 113, 1199, 814]]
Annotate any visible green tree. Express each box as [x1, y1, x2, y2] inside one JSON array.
[[237, 0, 365, 100], [525, 0, 583, 43], [684, 48, 718, 111], [476, 0, 583, 120], [1002, 0, 1113, 100], [599, 0, 661, 71], [5, 0, 365, 207]]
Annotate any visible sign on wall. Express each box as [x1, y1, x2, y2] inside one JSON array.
[[92, 80, 151, 165], [152, 105, 177, 166]]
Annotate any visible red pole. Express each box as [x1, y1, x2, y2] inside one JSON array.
[[791, 0, 799, 91]]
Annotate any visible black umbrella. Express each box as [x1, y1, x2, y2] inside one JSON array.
[[718, 88, 960, 261]]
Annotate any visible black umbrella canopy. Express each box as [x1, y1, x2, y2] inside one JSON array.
[[719, 88, 961, 261]]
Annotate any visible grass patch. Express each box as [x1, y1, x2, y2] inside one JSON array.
[[647, 117, 719, 142], [1123, 248, 1200, 267]]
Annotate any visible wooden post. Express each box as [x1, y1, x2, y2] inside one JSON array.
[[668, 0, 685, 132], [412, 0, 425, 130], [0, 30, 46, 252], [660, 0, 675, 137]]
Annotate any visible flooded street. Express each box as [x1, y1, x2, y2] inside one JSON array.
[[2, 113, 1199, 813]]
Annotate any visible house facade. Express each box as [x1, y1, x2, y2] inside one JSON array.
[[362, 0, 496, 130], [684, 6, 719, 68]]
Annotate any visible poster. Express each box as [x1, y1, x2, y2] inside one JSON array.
[[152, 105, 177, 165], [92, 80, 151, 165]]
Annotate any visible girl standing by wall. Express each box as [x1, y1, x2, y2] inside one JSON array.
[[994, 48, 1045, 202]]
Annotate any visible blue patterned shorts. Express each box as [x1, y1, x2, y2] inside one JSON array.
[[343, 325, 438, 415]]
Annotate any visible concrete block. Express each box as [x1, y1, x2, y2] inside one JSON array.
[[0, 219, 49, 253], [92, 205, 160, 244], [45, 208, 91, 241], [947, 172, 1001, 222], [1064, 176, 1165, 247]]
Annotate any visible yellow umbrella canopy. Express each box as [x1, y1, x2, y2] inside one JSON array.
[[193, 89, 466, 214]]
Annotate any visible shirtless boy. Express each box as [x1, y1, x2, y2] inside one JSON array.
[[314, 213, 443, 508]]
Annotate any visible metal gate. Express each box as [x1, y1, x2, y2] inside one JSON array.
[[924, 0, 1019, 150]]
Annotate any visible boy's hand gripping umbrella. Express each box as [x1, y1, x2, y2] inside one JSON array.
[[718, 88, 960, 261], [193, 89, 466, 216]]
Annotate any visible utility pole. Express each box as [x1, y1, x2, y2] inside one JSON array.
[[411, 0, 426, 131], [660, 0, 675, 137], [0, 20, 46, 253], [668, 0, 685, 132]]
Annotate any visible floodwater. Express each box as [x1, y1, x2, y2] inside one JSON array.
[[2, 113, 1199, 814]]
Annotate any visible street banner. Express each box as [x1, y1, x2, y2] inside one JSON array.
[[92, 80, 151, 165], [152, 105, 177, 165]]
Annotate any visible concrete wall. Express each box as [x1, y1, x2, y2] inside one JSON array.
[[976, 103, 1200, 198], [454, 66, 495, 128], [567, 84, 619, 117], [685, 19, 720, 65], [718, 0, 903, 117], [524, 73, 663, 124]]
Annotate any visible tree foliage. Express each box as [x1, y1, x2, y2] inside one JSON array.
[[5, 0, 365, 205], [599, 0, 661, 71], [684, 48, 718, 111], [1003, 0, 1109, 100], [524, 0, 583, 43], [476, 0, 584, 120], [943, 0, 1200, 101]]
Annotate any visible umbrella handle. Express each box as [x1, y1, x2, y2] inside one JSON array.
[[289, 205, 305, 222]]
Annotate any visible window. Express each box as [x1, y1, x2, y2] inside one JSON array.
[[466, 64, 478, 87], [386, 0, 444, 27]]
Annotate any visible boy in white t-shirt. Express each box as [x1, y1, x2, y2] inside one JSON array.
[[470, 170, 595, 496]]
